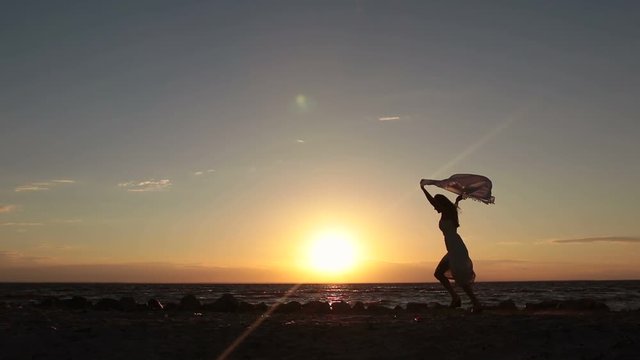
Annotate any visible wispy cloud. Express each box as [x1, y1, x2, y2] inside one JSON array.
[[551, 236, 640, 244], [51, 219, 83, 224], [0, 205, 16, 214], [378, 116, 401, 121], [0, 222, 44, 227], [0, 260, 283, 282], [118, 179, 172, 192], [15, 179, 76, 192], [15, 182, 51, 192], [0, 251, 51, 266], [51, 179, 76, 184], [193, 169, 215, 176], [295, 139, 305, 143]]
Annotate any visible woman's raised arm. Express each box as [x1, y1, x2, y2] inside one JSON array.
[[420, 180, 439, 210]]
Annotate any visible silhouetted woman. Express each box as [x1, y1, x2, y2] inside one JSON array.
[[420, 179, 482, 312]]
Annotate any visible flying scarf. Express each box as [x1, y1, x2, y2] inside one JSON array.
[[422, 174, 495, 204]]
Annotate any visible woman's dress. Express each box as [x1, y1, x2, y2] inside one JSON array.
[[439, 218, 475, 285]]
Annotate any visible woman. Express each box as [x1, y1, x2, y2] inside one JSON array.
[[420, 179, 482, 312]]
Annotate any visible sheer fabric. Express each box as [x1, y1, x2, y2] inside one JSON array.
[[422, 173, 495, 204]]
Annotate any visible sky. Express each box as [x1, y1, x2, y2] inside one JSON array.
[[1, 1, 639, 283]]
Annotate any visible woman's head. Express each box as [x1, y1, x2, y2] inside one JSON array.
[[434, 194, 460, 227], [433, 194, 455, 212]]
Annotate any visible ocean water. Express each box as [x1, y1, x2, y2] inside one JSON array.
[[1, 281, 639, 311]]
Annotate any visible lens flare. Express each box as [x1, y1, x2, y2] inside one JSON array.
[[293, 94, 315, 112]]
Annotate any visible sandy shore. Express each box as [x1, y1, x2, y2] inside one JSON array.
[[1, 305, 639, 360]]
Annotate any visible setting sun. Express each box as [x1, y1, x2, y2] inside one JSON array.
[[307, 229, 359, 274]]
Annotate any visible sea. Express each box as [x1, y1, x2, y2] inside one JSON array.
[[1, 281, 639, 311]]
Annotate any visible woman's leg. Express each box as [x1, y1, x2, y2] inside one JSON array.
[[461, 284, 482, 312], [434, 254, 461, 307]]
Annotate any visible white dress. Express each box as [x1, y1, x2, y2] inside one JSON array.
[[439, 218, 476, 285]]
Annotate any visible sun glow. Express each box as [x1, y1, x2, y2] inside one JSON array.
[[307, 229, 358, 274]]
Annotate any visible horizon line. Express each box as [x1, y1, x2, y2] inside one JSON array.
[[1, 278, 639, 285]]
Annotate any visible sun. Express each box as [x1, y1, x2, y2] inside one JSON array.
[[307, 229, 358, 274]]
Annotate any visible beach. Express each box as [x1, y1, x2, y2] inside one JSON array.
[[2, 301, 639, 359]]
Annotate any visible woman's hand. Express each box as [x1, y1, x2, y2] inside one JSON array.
[[420, 182, 438, 210]]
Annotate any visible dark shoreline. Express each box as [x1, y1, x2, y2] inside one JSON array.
[[2, 293, 624, 314], [3, 281, 640, 312], [1, 300, 639, 360]]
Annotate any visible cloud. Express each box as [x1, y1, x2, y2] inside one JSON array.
[[0, 204, 16, 214], [15, 179, 76, 192], [0, 222, 44, 227], [0, 261, 284, 282], [51, 219, 83, 224], [471, 258, 640, 281], [0, 251, 50, 266], [193, 169, 215, 176], [296, 139, 305, 143], [0, 219, 81, 227], [378, 116, 401, 121], [15, 182, 51, 192], [0, 256, 638, 282], [118, 179, 172, 192], [551, 236, 640, 244]]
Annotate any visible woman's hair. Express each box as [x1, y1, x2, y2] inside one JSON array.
[[433, 194, 460, 227]]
